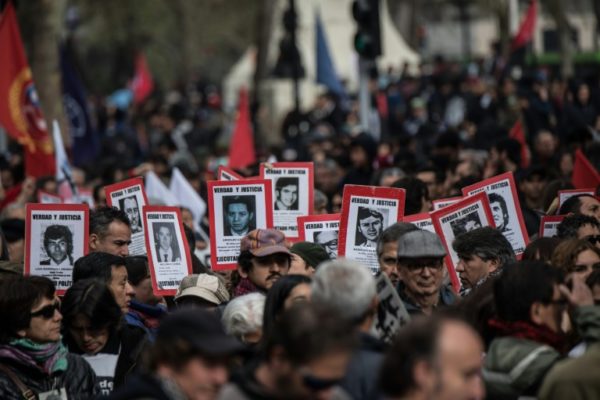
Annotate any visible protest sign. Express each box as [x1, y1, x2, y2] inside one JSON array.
[[338, 185, 406, 274], [37, 190, 62, 204], [297, 213, 340, 259], [25, 203, 89, 294], [558, 188, 595, 210], [462, 172, 529, 256], [143, 206, 192, 296], [432, 196, 462, 211], [539, 215, 566, 238], [431, 192, 495, 292], [403, 213, 436, 233], [260, 162, 314, 240], [207, 179, 273, 270], [217, 165, 243, 181], [105, 177, 149, 255], [374, 272, 410, 343]]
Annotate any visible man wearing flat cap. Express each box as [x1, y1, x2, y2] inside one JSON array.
[[233, 229, 291, 297], [395, 230, 457, 316]]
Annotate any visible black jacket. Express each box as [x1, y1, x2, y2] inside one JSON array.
[[0, 352, 98, 399], [108, 373, 176, 400], [339, 333, 385, 400]]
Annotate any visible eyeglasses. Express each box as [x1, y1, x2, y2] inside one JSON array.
[[320, 240, 338, 248], [30, 300, 61, 319], [585, 235, 600, 245], [400, 259, 444, 273], [572, 262, 600, 274], [301, 371, 341, 392]]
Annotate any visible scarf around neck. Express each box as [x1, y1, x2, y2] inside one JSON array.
[[488, 318, 567, 353], [0, 338, 68, 375]]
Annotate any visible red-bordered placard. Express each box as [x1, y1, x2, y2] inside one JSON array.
[[143, 205, 192, 296], [37, 190, 62, 204], [207, 179, 274, 270], [25, 203, 89, 295], [338, 185, 406, 274], [403, 213, 436, 233], [218, 165, 244, 181], [432, 196, 462, 211], [260, 162, 314, 241], [558, 188, 595, 210], [105, 177, 150, 255], [539, 215, 566, 238], [297, 213, 340, 259], [431, 192, 495, 292], [462, 172, 529, 257]]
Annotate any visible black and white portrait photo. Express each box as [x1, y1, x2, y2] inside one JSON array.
[[119, 195, 142, 234], [222, 195, 256, 237], [274, 177, 299, 211], [450, 212, 483, 237], [40, 224, 74, 267], [153, 222, 181, 263], [354, 207, 386, 247], [488, 193, 509, 233], [314, 230, 339, 259]]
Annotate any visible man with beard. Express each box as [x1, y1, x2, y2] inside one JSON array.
[[233, 229, 292, 297]]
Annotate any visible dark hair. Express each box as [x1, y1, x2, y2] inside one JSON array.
[[559, 194, 597, 215], [275, 177, 298, 191], [523, 237, 562, 262], [452, 227, 515, 268], [376, 222, 418, 257], [379, 316, 442, 397], [357, 207, 384, 222], [62, 279, 123, 348], [494, 261, 563, 323], [89, 206, 130, 237], [43, 225, 73, 255], [0, 228, 9, 261], [262, 275, 312, 343], [236, 250, 291, 274], [73, 252, 126, 284], [557, 214, 600, 239], [124, 256, 149, 286], [263, 303, 355, 366], [0, 276, 55, 343], [223, 196, 252, 212], [392, 177, 429, 215], [494, 138, 521, 166], [488, 193, 508, 218]]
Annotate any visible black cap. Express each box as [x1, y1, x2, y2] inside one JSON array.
[[157, 309, 244, 357]]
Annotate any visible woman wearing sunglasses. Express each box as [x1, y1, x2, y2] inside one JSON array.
[[0, 275, 98, 399], [61, 278, 147, 396]]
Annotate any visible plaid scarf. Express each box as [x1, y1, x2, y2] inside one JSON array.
[[488, 318, 567, 353], [233, 277, 260, 297], [0, 338, 68, 375]]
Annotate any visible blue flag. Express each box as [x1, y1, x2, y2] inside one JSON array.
[[59, 44, 99, 167], [315, 12, 346, 98]]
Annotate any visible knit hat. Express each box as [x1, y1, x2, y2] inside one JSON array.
[[290, 241, 331, 268]]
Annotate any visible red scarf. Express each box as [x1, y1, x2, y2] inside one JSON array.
[[488, 318, 567, 354], [233, 277, 260, 298]]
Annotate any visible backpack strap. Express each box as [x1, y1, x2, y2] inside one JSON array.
[[0, 364, 36, 400]]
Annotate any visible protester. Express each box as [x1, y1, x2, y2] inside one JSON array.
[[483, 261, 600, 398], [556, 214, 600, 245], [62, 279, 147, 394], [551, 239, 600, 280], [396, 230, 456, 315], [379, 316, 485, 400], [289, 241, 331, 275], [109, 309, 243, 400], [218, 303, 355, 400], [72, 252, 135, 313], [392, 177, 431, 215], [0, 276, 98, 398], [174, 273, 230, 309], [559, 194, 600, 222], [221, 293, 265, 346], [123, 256, 167, 341], [234, 229, 291, 296], [376, 222, 419, 287], [523, 237, 563, 262], [89, 206, 132, 257], [311, 259, 384, 400]]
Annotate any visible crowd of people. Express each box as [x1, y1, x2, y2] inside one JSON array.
[[0, 54, 600, 399]]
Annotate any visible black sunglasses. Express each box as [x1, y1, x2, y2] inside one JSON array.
[[301, 372, 341, 392], [30, 300, 60, 319], [585, 235, 600, 245]]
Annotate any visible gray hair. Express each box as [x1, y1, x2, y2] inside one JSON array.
[[452, 227, 515, 268], [311, 259, 376, 323], [376, 222, 419, 257], [221, 292, 265, 339]]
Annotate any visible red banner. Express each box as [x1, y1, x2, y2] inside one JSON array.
[[572, 149, 600, 189], [0, 3, 55, 177]]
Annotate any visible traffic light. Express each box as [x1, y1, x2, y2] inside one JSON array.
[[273, 3, 305, 78], [352, 0, 381, 59]]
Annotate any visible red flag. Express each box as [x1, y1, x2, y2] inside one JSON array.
[[509, 119, 530, 168], [0, 3, 55, 177], [130, 53, 154, 104], [228, 88, 255, 169], [572, 149, 600, 189], [511, 0, 537, 51]]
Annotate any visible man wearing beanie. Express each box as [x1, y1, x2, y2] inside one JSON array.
[[289, 241, 331, 276]]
